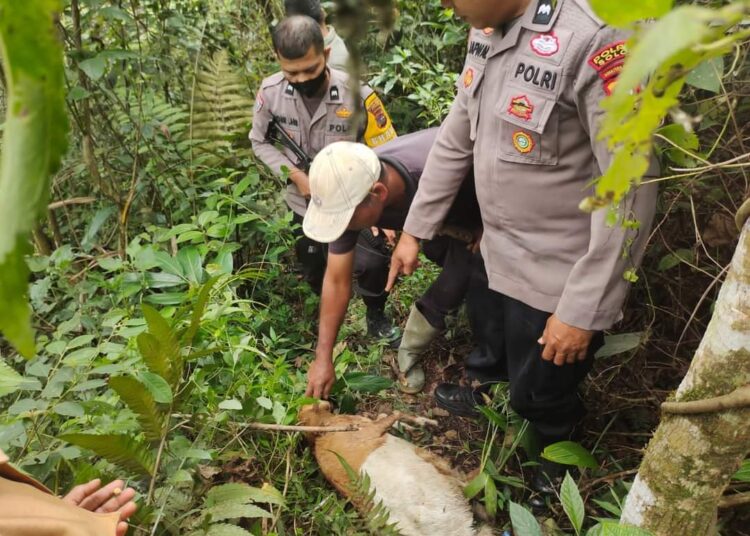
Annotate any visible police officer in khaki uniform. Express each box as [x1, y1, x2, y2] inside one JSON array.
[[250, 15, 400, 339], [0, 448, 137, 535], [388, 0, 658, 498]]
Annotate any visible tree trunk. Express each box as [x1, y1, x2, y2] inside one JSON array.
[[620, 219, 750, 534]]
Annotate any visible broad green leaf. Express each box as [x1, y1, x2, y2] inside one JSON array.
[[61, 433, 155, 476], [78, 55, 107, 80], [141, 304, 181, 385], [561, 473, 585, 535], [685, 56, 723, 93], [109, 376, 166, 442], [205, 482, 284, 507], [0, 0, 69, 357], [542, 441, 598, 469], [154, 251, 185, 277], [204, 503, 272, 522], [140, 371, 173, 404], [595, 332, 644, 358], [218, 399, 243, 410], [340, 372, 392, 393], [600, 521, 654, 536], [177, 246, 204, 285], [53, 401, 85, 417], [733, 459, 750, 482], [509, 501, 543, 536], [589, 0, 673, 27], [657, 249, 693, 272], [0, 359, 30, 397]]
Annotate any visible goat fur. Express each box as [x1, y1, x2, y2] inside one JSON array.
[[298, 403, 493, 536]]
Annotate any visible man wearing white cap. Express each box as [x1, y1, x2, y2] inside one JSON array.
[[303, 129, 482, 399]]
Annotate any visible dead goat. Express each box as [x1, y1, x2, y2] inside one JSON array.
[[298, 402, 493, 536]]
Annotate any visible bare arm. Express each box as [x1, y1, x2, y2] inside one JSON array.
[[306, 251, 355, 399]]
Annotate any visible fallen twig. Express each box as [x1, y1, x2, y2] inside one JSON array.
[[718, 491, 750, 509], [48, 196, 96, 210], [245, 422, 359, 433]]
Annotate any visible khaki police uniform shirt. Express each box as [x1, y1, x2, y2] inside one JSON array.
[[250, 67, 397, 216], [0, 448, 120, 535], [403, 0, 659, 331]]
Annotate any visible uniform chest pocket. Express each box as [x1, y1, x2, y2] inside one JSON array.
[[495, 83, 559, 166]]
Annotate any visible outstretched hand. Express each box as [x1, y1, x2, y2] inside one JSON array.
[[63, 479, 137, 536], [386, 233, 420, 292]]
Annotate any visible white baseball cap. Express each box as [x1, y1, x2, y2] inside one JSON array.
[[303, 141, 382, 243]]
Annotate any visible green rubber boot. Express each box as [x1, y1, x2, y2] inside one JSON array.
[[397, 305, 440, 394]]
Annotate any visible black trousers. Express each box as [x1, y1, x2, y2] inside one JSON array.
[[464, 257, 604, 445], [292, 213, 389, 309], [416, 236, 479, 330]]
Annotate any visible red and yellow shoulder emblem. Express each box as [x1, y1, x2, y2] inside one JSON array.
[[363, 93, 397, 148]]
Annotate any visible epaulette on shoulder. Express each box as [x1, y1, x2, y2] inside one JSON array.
[[570, 0, 606, 27], [260, 71, 286, 89]]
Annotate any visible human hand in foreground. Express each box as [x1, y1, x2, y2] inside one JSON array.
[[63, 479, 138, 536], [538, 314, 594, 366], [305, 355, 336, 399], [386, 233, 420, 291]]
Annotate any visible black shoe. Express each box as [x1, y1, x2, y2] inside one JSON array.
[[434, 383, 487, 417], [528, 458, 567, 514], [366, 308, 401, 347]]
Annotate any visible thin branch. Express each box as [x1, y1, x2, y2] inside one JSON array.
[[48, 197, 96, 210]]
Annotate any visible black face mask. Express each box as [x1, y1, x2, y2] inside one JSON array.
[[290, 67, 327, 97]]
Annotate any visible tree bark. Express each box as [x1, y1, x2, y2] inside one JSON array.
[[620, 219, 750, 534]]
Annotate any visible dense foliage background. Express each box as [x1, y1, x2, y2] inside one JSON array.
[[0, 0, 748, 534]]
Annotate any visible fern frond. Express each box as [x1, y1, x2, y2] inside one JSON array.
[[61, 433, 155, 477], [109, 376, 166, 443], [140, 304, 182, 387], [191, 49, 254, 162], [332, 452, 403, 536]]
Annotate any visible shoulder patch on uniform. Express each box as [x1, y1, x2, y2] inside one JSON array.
[[532, 0, 557, 25], [330, 85, 340, 101], [530, 32, 560, 57], [512, 131, 535, 154], [363, 93, 397, 148], [588, 40, 628, 72], [255, 92, 264, 112], [285, 84, 295, 96], [508, 95, 534, 121]]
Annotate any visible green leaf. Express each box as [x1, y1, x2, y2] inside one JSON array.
[[509, 501, 543, 536], [685, 56, 723, 93], [53, 401, 85, 417], [109, 376, 166, 442], [81, 206, 116, 252], [0, 0, 69, 357], [204, 524, 253, 536], [141, 304, 181, 385], [733, 459, 750, 482], [218, 399, 243, 410], [657, 249, 693, 272], [205, 482, 284, 507], [0, 358, 29, 397], [595, 332, 644, 358], [340, 372, 392, 393], [78, 55, 107, 80], [204, 503, 272, 522], [484, 475, 498, 518], [183, 277, 219, 346], [177, 246, 204, 285], [61, 433, 155, 476], [139, 371, 173, 404], [589, 0, 673, 27], [600, 521, 654, 536], [464, 472, 488, 499], [561, 473, 585, 535], [542, 441, 598, 469]]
